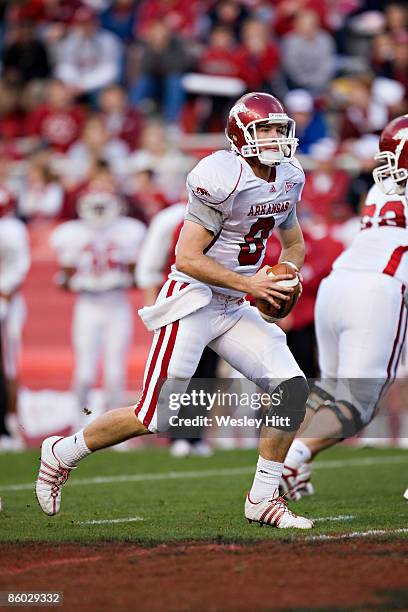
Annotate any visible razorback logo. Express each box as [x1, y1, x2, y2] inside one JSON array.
[[393, 128, 408, 141], [285, 181, 297, 193], [195, 186, 211, 197]]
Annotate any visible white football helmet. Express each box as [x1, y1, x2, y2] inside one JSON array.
[[77, 191, 122, 228]]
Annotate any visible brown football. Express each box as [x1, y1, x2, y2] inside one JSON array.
[[255, 262, 301, 322]]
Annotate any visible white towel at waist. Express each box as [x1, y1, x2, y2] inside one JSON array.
[[138, 283, 212, 331]]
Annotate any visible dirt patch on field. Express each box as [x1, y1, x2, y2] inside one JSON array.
[[1, 540, 408, 611]]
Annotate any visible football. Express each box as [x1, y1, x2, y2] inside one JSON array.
[[256, 262, 301, 322]]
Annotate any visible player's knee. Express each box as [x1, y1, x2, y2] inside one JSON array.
[[324, 400, 364, 439], [305, 384, 336, 413], [264, 376, 309, 432], [168, 360, 199, 380]]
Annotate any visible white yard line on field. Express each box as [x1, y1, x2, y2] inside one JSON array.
[[313, 515, 354, 523], [307, 528, 408, 541], [78, 516, 144, 525], [0, 454, 406, 492]]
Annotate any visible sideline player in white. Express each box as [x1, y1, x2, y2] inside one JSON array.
[[50, 190, 146, 417], [136, 202, 185, 306], [280, 115, 408, 500], [137, 202, 217, 458], [36, 92, 314, 529], [0, 188, 30, 450]]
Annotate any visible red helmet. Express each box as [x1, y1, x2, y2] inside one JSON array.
[[226, 92, 298, 166], [373, 114, 408, 195], [0, 185, 15, 218]]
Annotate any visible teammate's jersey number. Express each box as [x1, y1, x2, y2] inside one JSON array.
[[238, 218, 275, 265], [361, 200, 406, 230], [82, 242, 124, 274]]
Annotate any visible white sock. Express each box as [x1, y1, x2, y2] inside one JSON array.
[[285, 439, 312, 468], [5, 413, 22, 441], [53, 429, 91, 467], [249, 456, 284, 502]]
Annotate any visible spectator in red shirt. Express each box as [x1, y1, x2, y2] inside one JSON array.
[[273, 0, 329, 37], [26, 79, 85, 153], [195, 25, 242, 131], [337, 76, 404, 143], [198, 26, 240, 79], [0, 81, 26, 142], [235, 19, 281, 92], [136, 0, 204, 39], [125, 166, 169, 224], [261, 224, 344, 377], [98, 84, 143, 152]]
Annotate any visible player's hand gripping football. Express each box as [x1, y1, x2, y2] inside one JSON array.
[[246, 266, 297, 309]]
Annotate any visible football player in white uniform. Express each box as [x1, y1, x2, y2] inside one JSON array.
[[36, 92, 315, 528], [0, 188, 30, 450], [50, 190, 146, 418], [281, 115, 408, 501]]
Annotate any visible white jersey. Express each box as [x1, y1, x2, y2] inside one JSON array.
[[333, 182, 408, 284], [169, 150, 304, 297], [51, 216, 146, 292], [0, 216, 30, 296], [136, 203, 185, 289]]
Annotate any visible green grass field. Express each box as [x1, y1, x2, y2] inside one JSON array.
[[0, 445, 407, 543]]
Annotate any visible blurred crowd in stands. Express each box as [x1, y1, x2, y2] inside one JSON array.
[[1, 0, 408, 449], [0, 0, 406, 226]]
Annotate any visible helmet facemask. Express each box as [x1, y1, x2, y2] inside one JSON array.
[[78, 194, 122, 228], [373, 137, 408, 196], [228, 113, 298, 166]]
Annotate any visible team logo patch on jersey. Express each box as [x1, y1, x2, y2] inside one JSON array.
[[195, 186, 211, 197], [284, 181, 297, 193]]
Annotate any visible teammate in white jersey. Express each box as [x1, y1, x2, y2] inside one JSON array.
[[51, 190, 146, 416], [0, 189, 30, 450], [281, 114, 408, 501], [36, 92, 315, 529]]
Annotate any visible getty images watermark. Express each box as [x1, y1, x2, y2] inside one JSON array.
[[156, 377, 403, 439], [167, 387, 290, 429]]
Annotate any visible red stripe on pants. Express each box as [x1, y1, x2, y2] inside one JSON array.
[[387, 285, 405, 380], [142, 319, 180, 428], [134, 280, 177, 421]]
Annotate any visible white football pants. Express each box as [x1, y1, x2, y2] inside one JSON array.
[[134, 279, 304, 432]]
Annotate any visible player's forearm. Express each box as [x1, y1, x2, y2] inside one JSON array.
[[279, 243, 305, 271], [176, 252, 250, 293]]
